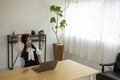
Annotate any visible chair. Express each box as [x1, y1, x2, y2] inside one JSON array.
[[96, 53, 120, 80]]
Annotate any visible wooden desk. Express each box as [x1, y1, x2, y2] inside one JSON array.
[[0, 60, 99, 80]]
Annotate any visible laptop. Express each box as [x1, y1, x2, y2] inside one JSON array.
[[32, 60, 58, 73]]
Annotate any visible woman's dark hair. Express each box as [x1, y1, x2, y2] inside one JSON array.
[[21, 34, 36, 57], [21, 34, 29, 44]]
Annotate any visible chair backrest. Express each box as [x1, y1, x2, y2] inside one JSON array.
[[113, 53, 120, 72]]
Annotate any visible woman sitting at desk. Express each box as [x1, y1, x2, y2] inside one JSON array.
[[16, 34, 42, 67]]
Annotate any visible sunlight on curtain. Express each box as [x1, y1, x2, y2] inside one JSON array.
[[64, 0, 120, 63]]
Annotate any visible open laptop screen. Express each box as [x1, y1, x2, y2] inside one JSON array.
[[32, 60, 58, 73]]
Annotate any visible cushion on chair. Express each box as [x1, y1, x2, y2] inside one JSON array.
[[96, 71, 120, 80], [96, 73, 113, 80]]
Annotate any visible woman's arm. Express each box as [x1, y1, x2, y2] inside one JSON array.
[[15, 35, 24, 53], [36, 46, 42, 63]]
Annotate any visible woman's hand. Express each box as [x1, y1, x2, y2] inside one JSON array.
[[38, 54, 42, 63], [17, 35, 22, 42]]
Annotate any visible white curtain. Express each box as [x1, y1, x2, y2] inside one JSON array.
[[64, 0, 120, 63]]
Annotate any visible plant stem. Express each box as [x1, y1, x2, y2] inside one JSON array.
[[58, 29, 64, 43], [52, 24, 55, 33], [56, 11, 59, 43]]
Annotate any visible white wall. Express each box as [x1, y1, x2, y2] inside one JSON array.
[[0, 0, 65, 71]]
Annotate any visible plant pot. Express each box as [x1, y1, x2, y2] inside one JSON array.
[[53, 43, 64, 61]]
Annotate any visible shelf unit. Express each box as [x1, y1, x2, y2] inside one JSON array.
[[7, 34, 46, 70]]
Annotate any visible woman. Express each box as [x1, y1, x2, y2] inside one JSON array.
[[16, 34, 42, 67]]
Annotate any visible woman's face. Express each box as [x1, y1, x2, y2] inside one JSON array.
[[26, 37, 32, 47]]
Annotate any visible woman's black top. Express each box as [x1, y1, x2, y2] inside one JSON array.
[[21, 47, 39, 67]]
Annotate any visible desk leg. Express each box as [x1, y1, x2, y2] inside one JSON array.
[[89, 76, 93, 80]]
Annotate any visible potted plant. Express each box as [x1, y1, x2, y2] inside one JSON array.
[[50, 5, 67, 61]]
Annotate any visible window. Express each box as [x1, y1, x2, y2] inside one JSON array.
[[64, 0, 120, 63]]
